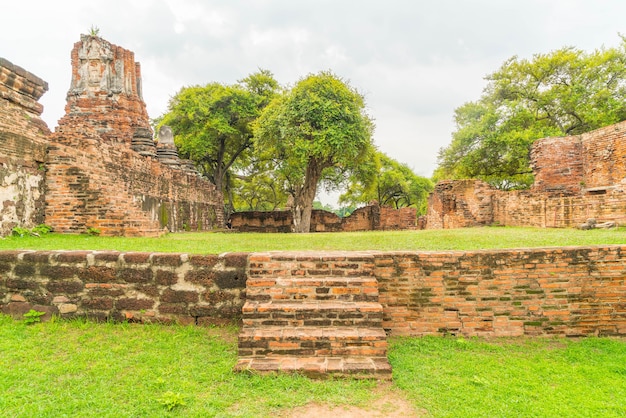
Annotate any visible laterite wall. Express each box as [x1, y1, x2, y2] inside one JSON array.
[[0, 251, 247, 325], [2, 246, 625, 337]]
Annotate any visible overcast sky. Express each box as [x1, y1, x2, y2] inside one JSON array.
[[2, 1, 625, 189]]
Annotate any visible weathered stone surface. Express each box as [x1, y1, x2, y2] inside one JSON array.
[[428, 120, 626, 229], [46, 280, 84, 294]]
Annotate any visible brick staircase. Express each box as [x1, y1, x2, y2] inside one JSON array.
[[235, 275, 392, 379]]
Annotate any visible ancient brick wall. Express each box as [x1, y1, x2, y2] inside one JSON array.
[[45, 35, 223, 236], [426, 180, 495, 229], [0, 251, 247, 325], [531, 136, 583, 195], [229, 210, 293, 233], [580, 121, 626, 191], [3, 247, 625, 336], [248, 247, 626, 337], [428, 120, 626, 229], [0, 58, 50, 235], [230, 204, 416, 233]]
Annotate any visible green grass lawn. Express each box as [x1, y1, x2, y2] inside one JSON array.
[[0, 226, 624, 253], [1, 315, 624, 417]]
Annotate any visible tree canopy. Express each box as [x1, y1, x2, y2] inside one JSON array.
[[340, 150, 433, 214], [435, 39, 626, 189], [158, 70, 278, 211], [254, 71, 374, 232]]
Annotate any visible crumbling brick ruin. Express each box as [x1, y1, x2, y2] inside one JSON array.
[[230, 203, 418, 233], [427, 121, 626, 228], [0, 35, 223, 236], [0, 58, 49, 235]]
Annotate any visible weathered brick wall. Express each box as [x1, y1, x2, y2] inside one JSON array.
[[429, 120, 626, 229], [248, 247, 626, 337], [493, 190, 626, 227], [0, 58, 50, 235], [3, 247, 625, 336], [229, 210, 293, 233], [231, 204, 416, 233], [44, 35, 224, 236], [581, 121, 626, 190], [380, 206, 417, 230], [0, 251, 247, 325], [45, 138, 223, 236], [531, 136, 584, 195], [426, 180, 495, 229]]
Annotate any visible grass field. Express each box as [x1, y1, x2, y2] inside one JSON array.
[[0, 315, 624, 417], [0, 226, 625, 254]]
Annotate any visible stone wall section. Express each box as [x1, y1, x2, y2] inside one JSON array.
[[0, 250, 247, 325], [428, 120, 626, 229], [4, 247, 623, 337], [44, 35, 224, 235], [230, 204, 417, 233], [248, 247, 626, 337], [0, 58, 50, 235], [45, 138, 222, 236]]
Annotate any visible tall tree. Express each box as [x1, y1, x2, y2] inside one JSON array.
[[158, 70, 278, 211], [254, 71, 374, 232], [436, 39, 626, 189], [340, 151, 433, 214]]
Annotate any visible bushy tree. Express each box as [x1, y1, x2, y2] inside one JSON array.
[[340, 151, 433, 214], [436, 39, 626, 189], [254, 71, 374, 232], [158, 70, 279, 211]]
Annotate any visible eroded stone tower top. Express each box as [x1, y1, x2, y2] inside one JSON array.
[[54, 34, 152, 145]]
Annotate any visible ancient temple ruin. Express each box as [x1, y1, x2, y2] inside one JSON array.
[[0, 35, 223, 236], [427, 121, 626, 229]]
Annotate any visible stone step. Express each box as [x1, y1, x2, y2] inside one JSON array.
[[242, 300, 383, 327], [238, 326, 388, 357], [234, 355, 392, 380], [246, 277, 379, 302]]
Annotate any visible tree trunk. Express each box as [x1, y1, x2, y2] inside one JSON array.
[[291, 160, 323, 233]]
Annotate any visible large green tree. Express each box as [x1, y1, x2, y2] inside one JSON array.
[[436, 39, 626, 189], [254, 71, 374, 232], [158, 70, 278, 211], [340, 150, 433, 214]]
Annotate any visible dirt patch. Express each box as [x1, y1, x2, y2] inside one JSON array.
[[283, 383, 425, 418]]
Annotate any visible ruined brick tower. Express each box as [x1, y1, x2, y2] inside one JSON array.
[[43, 35, 223, 236], [54, 34, 152, 146]]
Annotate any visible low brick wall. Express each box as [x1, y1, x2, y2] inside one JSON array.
[[2, 246, 625, 337], [250, 247, 626, 337], [0, 250, 247, 325], [230, 204, 417, 233]]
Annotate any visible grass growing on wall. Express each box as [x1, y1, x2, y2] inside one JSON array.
[[0, 226, 625, 253], [0, 315, 624, 417]]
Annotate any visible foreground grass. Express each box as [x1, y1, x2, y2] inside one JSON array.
[[0, 226, 624, 253], [0, 315, 376, 417], [390, 336, 626, 417], [1, 316, 625, 417]]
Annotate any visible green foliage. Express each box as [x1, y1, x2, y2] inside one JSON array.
[[437, 37, 626, 189], [11, 224, 53, 237], [254, 71, 374, 232], [88, 25, 100, 36], [23, 309, 45, 325], [85, 227, 101, 236], [11, 227, 30, 237], [157, 391, 187, 411], [231, 165, 289, 211], [158, 70, 279, 213], [31, 224, 52, 235], [341, 151, 433, 214]]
